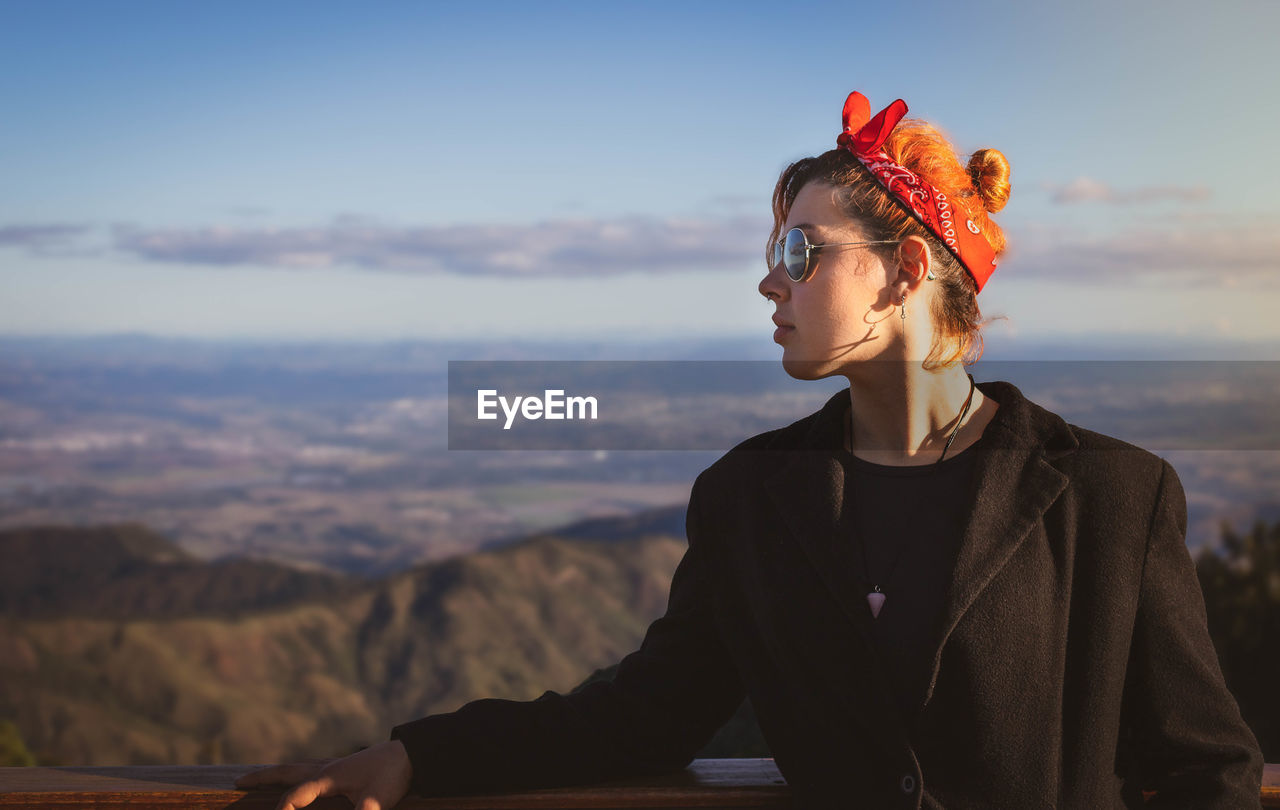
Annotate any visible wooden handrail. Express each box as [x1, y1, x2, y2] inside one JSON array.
[[1, 759, 1277, 807]]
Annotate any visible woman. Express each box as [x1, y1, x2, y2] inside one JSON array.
[[235, 91, 1264, 809]]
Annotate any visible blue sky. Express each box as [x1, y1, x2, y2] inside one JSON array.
[[2, 0, 1278, 350]]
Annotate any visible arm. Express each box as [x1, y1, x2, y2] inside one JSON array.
[[389, 474, 746, 797], [1121, 459, 1264, 808]]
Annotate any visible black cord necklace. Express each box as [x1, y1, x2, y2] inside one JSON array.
[[850, 373, 977, 620]]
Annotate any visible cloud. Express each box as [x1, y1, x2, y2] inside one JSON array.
[[110, 214, 773, 276], [22, 211, 1274, 291], [1005, 221, 1280, 287], [1046, 177, 1211, 205], [0, 223, 92, 249]]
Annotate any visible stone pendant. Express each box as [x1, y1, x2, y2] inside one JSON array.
[[867, 589, 886, 619]]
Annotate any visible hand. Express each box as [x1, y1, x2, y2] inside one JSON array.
[[234, 739, 414, 810]]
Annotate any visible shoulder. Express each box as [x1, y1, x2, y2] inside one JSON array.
[[684, 408, 826, 548], [1057, 421, 1173, 493], [1006, 391, 1175, 531], [1070, 428, 1185, 542]]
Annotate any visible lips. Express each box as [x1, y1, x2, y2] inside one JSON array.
[[772, 316, 795, 343]]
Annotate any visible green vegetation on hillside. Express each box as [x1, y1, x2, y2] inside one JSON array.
[[0, 719, 36, 766]]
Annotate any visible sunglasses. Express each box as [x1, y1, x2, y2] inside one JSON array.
[[771, 227, 899, 282]]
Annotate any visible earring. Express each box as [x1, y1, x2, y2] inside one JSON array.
[[900, 292, 907, 322]]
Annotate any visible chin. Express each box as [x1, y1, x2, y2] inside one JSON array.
[[781, 355, 839, 382]]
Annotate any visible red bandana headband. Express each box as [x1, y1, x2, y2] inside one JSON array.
[[835, 91, 997, 294]]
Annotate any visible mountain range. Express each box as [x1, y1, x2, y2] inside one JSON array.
[[0, 515, 768, 766]]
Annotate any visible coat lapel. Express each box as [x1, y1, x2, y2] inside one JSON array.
[[761, 379, 1078, 738], [919, 381, 1075, 712]]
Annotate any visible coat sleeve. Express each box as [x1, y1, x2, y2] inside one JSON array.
[[387, 473, 746, 797], [1120, 458, 1264, 808]]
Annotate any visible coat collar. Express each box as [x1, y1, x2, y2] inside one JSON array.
[[760, 379, 1077, 740]]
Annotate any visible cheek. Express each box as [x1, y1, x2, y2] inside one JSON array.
[[802, 278, 865, 333]]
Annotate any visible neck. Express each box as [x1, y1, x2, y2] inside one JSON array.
[[842, 362, 995, 466]]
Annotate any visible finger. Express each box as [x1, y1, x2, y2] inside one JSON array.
[[277, 775, 336, 810], [357, 777, 408, 810], [236, 761, 328, 788]]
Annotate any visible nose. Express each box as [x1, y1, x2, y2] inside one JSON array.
[[759, 259, 790, 302]]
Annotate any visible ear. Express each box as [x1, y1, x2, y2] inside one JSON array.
[[895, 235, 932, 289]]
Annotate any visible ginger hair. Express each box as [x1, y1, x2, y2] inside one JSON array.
[[768, 117, 1011, 369]]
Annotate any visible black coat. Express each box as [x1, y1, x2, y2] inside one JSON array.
[[391, 379, 1264, 808]]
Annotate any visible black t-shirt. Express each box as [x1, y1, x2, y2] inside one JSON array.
[[836, 426, 986, 730]]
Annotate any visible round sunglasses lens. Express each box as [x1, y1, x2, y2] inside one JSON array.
[[784, 229, 808, 281]]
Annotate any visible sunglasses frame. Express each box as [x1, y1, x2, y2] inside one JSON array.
[[772, 227, 900, 282]]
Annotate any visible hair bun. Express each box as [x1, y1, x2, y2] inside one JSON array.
[[967, 148, 1010, 213]]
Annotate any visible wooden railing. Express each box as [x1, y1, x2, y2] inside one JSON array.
[[1, 759, 1278, 807]]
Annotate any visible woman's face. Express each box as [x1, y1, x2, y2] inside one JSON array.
[[759, 181, 901, 380]]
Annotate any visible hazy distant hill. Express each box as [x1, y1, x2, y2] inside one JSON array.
[[479, 504, 688, 550], [0, 514, 703, 766], [0, 523, 352, 619]]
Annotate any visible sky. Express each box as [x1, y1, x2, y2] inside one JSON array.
[[2, 0, 1279, 352]]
